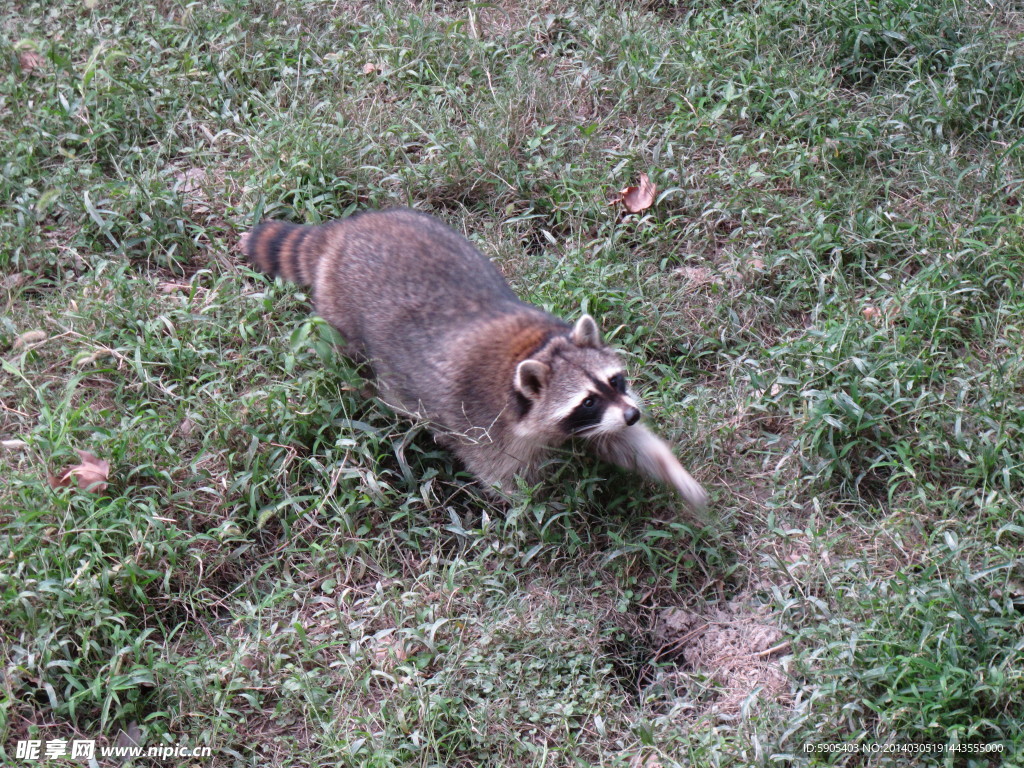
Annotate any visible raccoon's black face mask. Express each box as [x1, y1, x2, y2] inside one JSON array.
[[513, 316, 642, 439], [556, 369, 641, 435]]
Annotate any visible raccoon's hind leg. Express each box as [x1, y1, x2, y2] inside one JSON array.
[[591, 425, 708, 511]]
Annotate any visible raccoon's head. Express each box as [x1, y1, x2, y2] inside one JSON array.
[[513, 315, 641, 442]]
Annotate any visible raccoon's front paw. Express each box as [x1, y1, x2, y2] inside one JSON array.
[[662, 460, 708, 512]]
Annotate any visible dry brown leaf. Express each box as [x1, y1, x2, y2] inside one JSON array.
[[610, 173, 656, 213], [372, 634, 410, 670], [49, 450, 110, 493], [753, 383, 783, 399], [18, 51, 46, 75]]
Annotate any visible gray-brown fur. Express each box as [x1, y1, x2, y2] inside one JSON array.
[[241, 208, 707, 510]]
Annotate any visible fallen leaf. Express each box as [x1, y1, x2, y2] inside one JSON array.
[[18, 50, 46, 75], [862, 305, 881, 321], [362, 62, 378, 75], [753, 383, 783, 398], [49, 450, 110, 493], [372, 634, 409, 669], [610, 173, 656, 213]]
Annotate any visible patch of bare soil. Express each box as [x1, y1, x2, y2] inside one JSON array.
[[653, 597, 790, 716]]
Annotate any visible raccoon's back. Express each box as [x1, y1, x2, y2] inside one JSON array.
[[242, 209, 519, 306], [242, 208, 564, 431], [325, 208, 519, 309], [242, 207, 533, 359]]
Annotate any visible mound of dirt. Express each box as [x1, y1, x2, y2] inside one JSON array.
[[653, 598, 790, 715]]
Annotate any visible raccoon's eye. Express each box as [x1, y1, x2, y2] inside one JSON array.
[[609, 374, 626, 393], [582, 396, 596, 409]]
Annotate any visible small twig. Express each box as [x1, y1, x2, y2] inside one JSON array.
[[751, 640, 791, 659]]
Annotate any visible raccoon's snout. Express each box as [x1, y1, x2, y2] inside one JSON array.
[[623, 406, 640, 426]]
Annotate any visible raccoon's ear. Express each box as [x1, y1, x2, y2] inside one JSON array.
[[571, 314, 601, 348], [515, 359, 550, 400]]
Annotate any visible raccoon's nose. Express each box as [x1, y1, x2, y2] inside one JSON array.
[[623, 406, 641, 426]]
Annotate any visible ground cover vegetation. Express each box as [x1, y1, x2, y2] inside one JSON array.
[[2, 0, 1023, 765]]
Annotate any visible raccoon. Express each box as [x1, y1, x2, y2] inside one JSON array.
[[241, 208, 707, 510]]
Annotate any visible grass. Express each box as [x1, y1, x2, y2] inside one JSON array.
[[2, 0, 1023, 765]]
